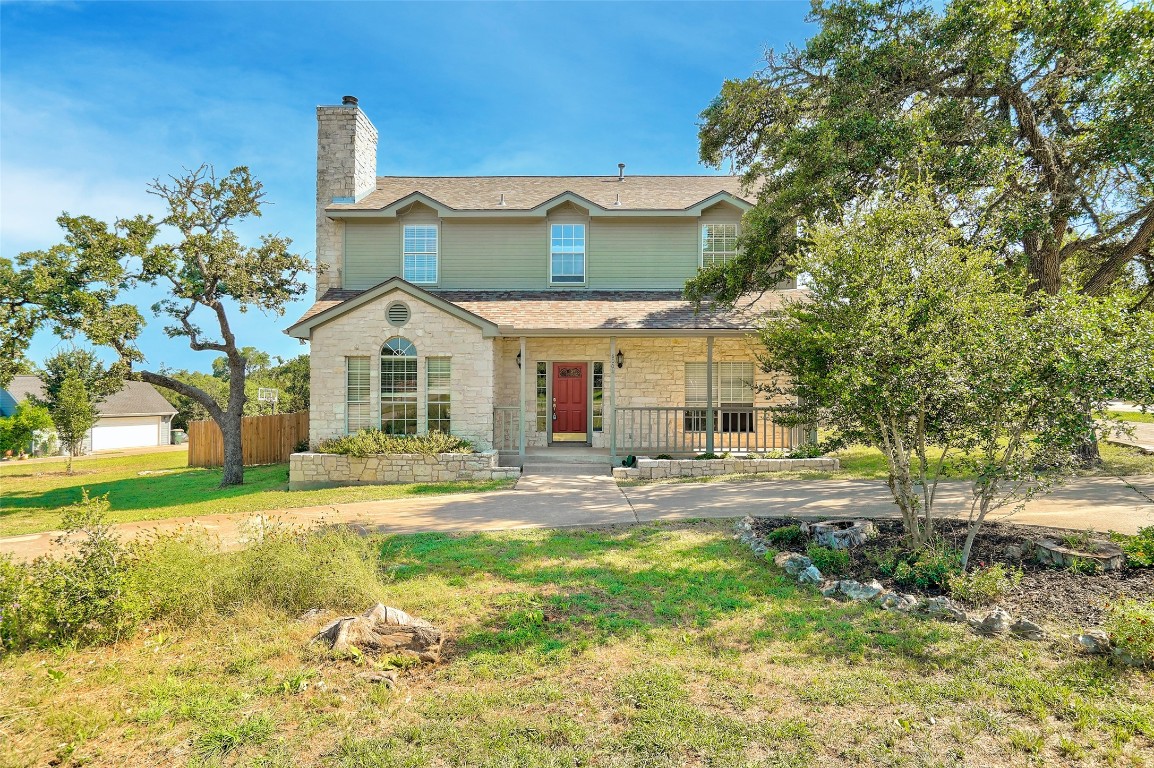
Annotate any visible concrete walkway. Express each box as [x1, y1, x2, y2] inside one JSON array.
[[1105, 421, 1154, 454], [2, 470, 1151, 561]]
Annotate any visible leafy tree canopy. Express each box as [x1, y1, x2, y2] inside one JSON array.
[[691, 0, 1154, 305]]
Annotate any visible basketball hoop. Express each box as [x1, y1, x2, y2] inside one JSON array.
[[258, 387, 280, 414]]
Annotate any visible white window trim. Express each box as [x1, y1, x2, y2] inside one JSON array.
[[700, 222, 738, 269], [549, 222, 587, 286], [402, 223, 440, 285]]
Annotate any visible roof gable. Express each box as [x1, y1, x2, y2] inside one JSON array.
[[285, 277, 501, 339]]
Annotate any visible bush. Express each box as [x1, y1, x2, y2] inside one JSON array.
[[788, 443, 825, 459], [315, 429, 473, 457], [875, 544, 962, 591], [766, 525, 805, 548], [1105, 600, 1154, 667], [947, 563, 1023, 605], [654, 454, 673, 460], [1111, 527, 1154, 568], [1, 491, 140, 651], [806, 544, 850, 575]]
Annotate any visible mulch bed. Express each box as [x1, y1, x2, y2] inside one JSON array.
[[751, 517, 1153, 628]]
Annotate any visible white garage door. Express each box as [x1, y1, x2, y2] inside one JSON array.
[[90, 416, 161, 451]]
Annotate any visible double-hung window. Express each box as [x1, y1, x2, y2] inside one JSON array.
[[346, 357, 372, 434], [684, 361, 755, 433], [426, 358, 451, 434], [701, 223, 738, 268], [403, 224, 439, 284], [550, 223, 586, 284]]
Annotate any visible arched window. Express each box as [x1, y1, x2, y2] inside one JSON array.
[[381, 337, 418, 434]]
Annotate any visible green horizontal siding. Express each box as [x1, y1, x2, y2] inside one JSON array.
[[587, 218, 700, 289], [344, 220, 400, 290], [440, 219, 546, 289]]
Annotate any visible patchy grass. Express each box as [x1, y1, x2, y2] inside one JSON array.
[[1, 521, 1150, 767], [0, 450, 512, 537]]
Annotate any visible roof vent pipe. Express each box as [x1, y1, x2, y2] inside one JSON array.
[[618, 163, 626, 181], [614, 192, 622, 206], [498, 193, 506, 206], [342, 95, 359, 106]]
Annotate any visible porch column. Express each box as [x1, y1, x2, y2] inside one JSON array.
[[705, 335, 715, 454], [518, 336, 527, 459], [609, 336, 617, 463]]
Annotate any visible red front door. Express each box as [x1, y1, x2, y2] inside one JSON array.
[[552, 362, 588, 439]]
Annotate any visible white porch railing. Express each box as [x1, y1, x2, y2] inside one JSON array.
[[613, 406, 802, 456], [494, 406, 520, 451]]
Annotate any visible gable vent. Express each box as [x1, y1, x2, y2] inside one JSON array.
[[387, 301, 410, 327]]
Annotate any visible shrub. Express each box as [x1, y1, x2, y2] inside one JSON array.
[[693, 452, 730, 460], [315, 429, 473, 457], [766, 525, 805, 548], [1104, 600, 1154, 667], [876, 544, 962, 591], [788, 443, 824, 459], [806, 544, 850, 575], [654, 454, 673, 460], [1, 491, 140, 651], [1111, 527, 1154, 568], [947, 563, 1023, 605], [1065, 556, 1102, 575]]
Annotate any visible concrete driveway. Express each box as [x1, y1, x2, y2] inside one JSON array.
[[2, 471, 1151, 561]]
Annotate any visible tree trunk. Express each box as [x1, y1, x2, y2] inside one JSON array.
[[218, 409, 244, 487]]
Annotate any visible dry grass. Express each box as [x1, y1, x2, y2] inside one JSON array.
[[1, 521, 1151, 767]]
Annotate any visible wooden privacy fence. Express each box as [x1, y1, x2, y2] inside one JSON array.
[[187, 412, 309, 468]]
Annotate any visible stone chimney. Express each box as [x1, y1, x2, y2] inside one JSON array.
[[316, 96, 378, 295]]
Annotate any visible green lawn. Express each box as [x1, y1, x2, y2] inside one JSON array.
[[1108, 410, 1154, 424], [2, 522, 1150, 767], [0, 450, 512, 537]]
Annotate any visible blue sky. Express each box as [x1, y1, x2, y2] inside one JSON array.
[[1, 1, 814, 373]]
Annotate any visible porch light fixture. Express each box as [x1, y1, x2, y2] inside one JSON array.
[[616, 350, 625, 369], [516, 351, 521, 368]]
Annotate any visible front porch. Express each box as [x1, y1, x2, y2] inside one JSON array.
[[491, 334, 808, 461]]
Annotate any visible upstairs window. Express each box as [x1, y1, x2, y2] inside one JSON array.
[[403, 225, 439, 284], [701, 223, 738, 268], [550, 224, 586, 284]]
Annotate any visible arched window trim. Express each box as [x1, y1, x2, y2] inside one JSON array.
[[382, 337, 417, 357]]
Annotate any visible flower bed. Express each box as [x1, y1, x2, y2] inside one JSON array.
[[289, 450, 519, 489], [612, 455, 839, 481]]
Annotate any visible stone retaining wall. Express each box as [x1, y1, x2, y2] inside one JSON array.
[[289, 451, 519, 489], [613, 456, 839, 481]]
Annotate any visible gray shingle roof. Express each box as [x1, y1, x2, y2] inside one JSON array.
[[292, 288, 800, 333], [4, 375, 177, 416], [329, 175, 755, 212]]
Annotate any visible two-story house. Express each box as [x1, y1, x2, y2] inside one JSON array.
[[287, 96, 803, 461]]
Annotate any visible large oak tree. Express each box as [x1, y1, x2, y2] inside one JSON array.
[[2, 166, 310, 486]]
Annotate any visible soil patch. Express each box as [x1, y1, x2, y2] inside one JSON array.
[[751, 517, 1152, 628]]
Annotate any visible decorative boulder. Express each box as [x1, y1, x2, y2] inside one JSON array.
[[1075, 630, 1112, 655], [797, 565, 824, 584], [1035, 538, 1124, 572], [313, 603, 443, 662], [801, 519, 877, 549], [971, 608, 1012, 636], [1010, 619, 1046, 641], [773, 552, 813, 576], [920, 596, 968, 623], [820, 581, 842, 597], [838, 579, 884, 601], [878, 592, 920, 612]]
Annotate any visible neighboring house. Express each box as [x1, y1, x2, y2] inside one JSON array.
[[287, 96, 804, 459], [0, 376, 177, 453]]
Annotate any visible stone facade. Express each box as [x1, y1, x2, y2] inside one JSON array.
[[289, 451, 519, 489], [612, 456, 839, 481], [316, 102, 378, 295], [493, 336, 792, 449], [308, 288, 496, 449]]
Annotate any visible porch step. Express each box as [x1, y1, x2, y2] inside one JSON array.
[[499, 449, 615, 468], [520, 462, 612, 478]]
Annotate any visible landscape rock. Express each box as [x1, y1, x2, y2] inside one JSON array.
[[971, 608, 1012, 636], [878, 592, 920, 612], [313, 603, 443, 662], [355, 670, 399, 687], [1111, 647, 1150, 668], [297, 608, 323, 622], [1035, 537, 1125, 572], [1009, 619, 1046, 641], [820, 581, 842, 597], [839, 579, 884, 601], [803, 519, 877, 549], [797, 565, 824, 584], [1003, 545, 1023, 562], [1075, 630, 1112, 655], [773, 552, 813, 576], [920, 596, 968, 623]]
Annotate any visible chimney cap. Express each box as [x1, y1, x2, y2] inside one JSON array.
[[342, 95, 359, 106], [617, 162, 626, 181]]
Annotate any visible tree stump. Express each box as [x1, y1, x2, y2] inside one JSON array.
[[312, 603, 443, 662]]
